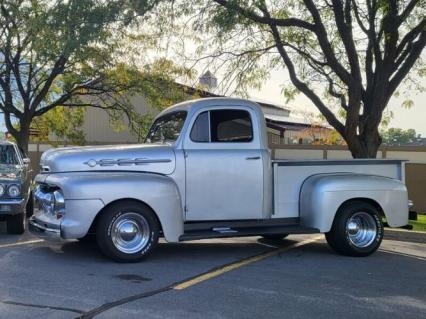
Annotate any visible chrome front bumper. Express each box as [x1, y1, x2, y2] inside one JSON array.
[[30, 185, 64, 241], [28, 217, 62, 241], [0, 198, 25, 216], [30, 182, 105, 240]]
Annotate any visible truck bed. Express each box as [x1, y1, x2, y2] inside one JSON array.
[[272, 159, 406, 219]]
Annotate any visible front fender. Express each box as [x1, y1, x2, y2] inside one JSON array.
[[40, 172, 184, 242], [299, 173, 408, 232]]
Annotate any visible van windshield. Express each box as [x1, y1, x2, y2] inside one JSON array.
[[0, 145, 19, 165], [145, 111, 187, 144]]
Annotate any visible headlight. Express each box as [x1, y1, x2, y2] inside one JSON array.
[[8, 184, 20, 197], [0, 184, 5, 196]]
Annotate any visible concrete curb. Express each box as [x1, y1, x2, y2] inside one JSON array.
[[385, 228, 426, 234], [385, 228, 426, 244]]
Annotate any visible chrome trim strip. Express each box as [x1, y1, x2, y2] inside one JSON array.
[[28, 218, 62, 241], [273, 159, 406, 166], [0, 199, 25, 205], [84, 158, 172, 167], [29, 219, 60, 234]]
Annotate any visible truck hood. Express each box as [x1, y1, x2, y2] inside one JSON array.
[[40, 144, 175, 175]]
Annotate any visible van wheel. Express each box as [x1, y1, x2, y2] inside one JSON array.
[[325, 201, 383, 257], [7, 212, 26, 234], [96, 201, 159, 262], [261, 234, 288, 240]]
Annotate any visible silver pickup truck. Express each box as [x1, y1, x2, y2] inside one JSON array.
[[29, 98, 409, 262]]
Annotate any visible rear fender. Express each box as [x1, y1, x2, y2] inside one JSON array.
[[299, 174, 408, 232]]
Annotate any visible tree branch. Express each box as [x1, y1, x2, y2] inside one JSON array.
[[302, 0, 353, 85], [212, 0, 315, 31], [398, 0, 420, 25], [30, 55, 67, 112], [33, 78, 103, 116], [331, 0, 362, 82], [268, 23, 345, 137], [388, 30, 426, 98]]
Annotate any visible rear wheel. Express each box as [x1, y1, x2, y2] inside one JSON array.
[[7, 212, 26, 234], [325, 201, 383, 257], [261, 234, 288, 240], [96, 201, 159, 262]]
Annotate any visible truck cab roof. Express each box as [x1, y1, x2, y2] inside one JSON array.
[[157, 97, 268, 150], [157, 97, 265, 119]]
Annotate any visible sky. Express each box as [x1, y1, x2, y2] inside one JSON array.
[[246, 67, 426, 136]]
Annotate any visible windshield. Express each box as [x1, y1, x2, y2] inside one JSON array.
[[145, 111, 187, 144], [0, 145, 19, 165]]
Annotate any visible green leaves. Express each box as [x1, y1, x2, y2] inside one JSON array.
[[31, 106, 86, 146], [0, 0, 178, 150], [381, 127, 419, 146]]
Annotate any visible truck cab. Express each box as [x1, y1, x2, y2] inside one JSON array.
[[29, 98, 409, 262], [147, 99, 271, 221]]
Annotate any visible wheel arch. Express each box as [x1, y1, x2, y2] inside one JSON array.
[[87, 198, 163, 236], [336, 198, 385, 219]]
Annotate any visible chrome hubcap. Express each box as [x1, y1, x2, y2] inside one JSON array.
[[111, 212, 150, 254], [346, 212, 377, 248]]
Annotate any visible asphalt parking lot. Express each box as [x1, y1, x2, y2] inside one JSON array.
[[0, 225, 425, 319]]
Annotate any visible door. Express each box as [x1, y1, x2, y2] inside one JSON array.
[[184, 108, 264, 221]]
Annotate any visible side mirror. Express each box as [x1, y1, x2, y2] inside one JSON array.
[[23, 158, 31, 165]]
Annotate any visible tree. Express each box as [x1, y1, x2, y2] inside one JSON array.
[[29, 106, 86, 146], [381, 127, 420, 145], [180, 0, 426, 157], [0, 0, 162, 152]]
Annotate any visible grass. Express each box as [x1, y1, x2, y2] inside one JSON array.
[[410, 214, 426, 232]]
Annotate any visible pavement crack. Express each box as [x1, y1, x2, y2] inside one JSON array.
[[74, 286, 172, 319], [75, 237, 322, 319], [1, 300, 85, 314]]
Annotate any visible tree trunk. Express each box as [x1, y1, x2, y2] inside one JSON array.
[[2, 113, 30, 153], [345, 129, 381, 159], [14, 125, 30, 154]]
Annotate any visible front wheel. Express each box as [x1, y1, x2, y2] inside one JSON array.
[[325, 201, 383, 257], [96, 201, 160, 262], [7, 212, 26, 234]]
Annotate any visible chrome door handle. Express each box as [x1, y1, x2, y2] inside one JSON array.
[[246, 156, 261, 160]]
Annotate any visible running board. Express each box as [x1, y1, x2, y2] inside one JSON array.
[[179, 225, 320, 242], [184, 217, 300, 232]]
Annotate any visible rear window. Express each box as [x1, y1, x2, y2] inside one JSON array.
[[210, 109, 253, 142]]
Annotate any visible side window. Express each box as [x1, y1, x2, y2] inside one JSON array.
[[210, 110, 253, 142], [190, 111, 209, 142]]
